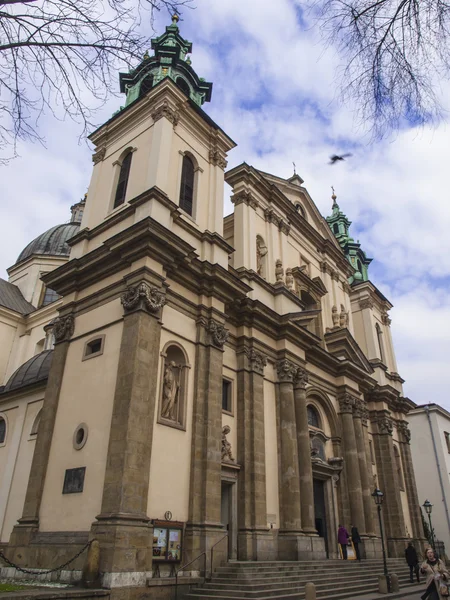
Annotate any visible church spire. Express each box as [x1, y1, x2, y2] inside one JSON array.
[[326, 189, 372, 284], [119, 15, 213, 108]]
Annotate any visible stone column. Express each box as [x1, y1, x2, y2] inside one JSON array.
[[236, 346, 272, 560], [362, 409, 380, 537], [185, 317, 228, 565], [372, 412, 406, 556], [398, 421, 425, 541], [90, 281, 166, 587], [338, 393, 365, 533], [353, 400, 375, 536], [7, 314, 75, 559], [293, 368, 316, 534], [276, 359, 302, 559]]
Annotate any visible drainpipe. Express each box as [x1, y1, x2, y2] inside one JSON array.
[[425, 405, 450, 541]]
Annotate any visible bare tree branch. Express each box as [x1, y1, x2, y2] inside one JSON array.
[[0, 0, 192, 164], [310, 0, 450, 137]]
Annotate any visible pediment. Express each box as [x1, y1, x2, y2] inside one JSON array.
[[324, 328, 374, 374]]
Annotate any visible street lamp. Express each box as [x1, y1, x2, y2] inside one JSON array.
[[372, 487, 390, 593], [423, 500, 435, 550]]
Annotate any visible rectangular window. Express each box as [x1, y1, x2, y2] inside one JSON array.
[[445, 432, 450, 454], [222, 379, 232, 413], [369, 439, 375, 464]]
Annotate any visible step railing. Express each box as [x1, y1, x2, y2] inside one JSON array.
[[210, 534, 228, 578], [175, 552, 207, 600]]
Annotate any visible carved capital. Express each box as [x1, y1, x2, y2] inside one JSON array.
[[208, 319, 229, 348], [231, 190, 259, 210], [264, 208, 281, 226], [361, 408, 369, 426], [209, 149, 228, 170], [381, 312, 392, 326], [279, 220, 291, 235], [53, 314, 75, 343], [352, 398, 365, 418], [276, 359, 297, 383], [359, 298, 374, 310], [294, 367, 309, 390], [397, 420, 411, 443], [92, 146, 106, 164], [377, 416, 394, 435], [121, 282, 166, 315], [338, 393, 356, 414], [151, 100, 179, 126], [244, 348, 267, 375]]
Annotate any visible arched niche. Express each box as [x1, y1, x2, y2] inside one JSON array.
[[30, 409, 42, 437], [158, 342, 191, 430]]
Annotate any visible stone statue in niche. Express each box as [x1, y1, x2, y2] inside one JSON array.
[[275, 259, 284, 282], [339, 304, 349, 327], [161, 361, 180, 421], [222, 425, 234, 462], [285, 268, 294, 290], [332, 305, 339, 327], [256, 237, 268, 277]]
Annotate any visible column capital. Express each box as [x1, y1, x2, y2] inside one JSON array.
[[293, 367, 309, 390], [53, 314, 75, 343], [276, 358, 298, 383], [244, 347, 267, 375], [121, 281, 166, 315], [207, 319, 229, 348], [376, 415, 394, 435], [361, 407, 369, 426], [397, 420, 411, 444], [352, 398, 366, 419], [337, 392, 357, 414]]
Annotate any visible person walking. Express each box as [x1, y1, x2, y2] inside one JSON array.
[[351, 525, 362, 562], [338, 524, 349, 560], [405, 541, 420, 583], [420, 547, 449, 600]]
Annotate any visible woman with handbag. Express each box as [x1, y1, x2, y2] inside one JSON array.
[[420, 547, 450, 600]]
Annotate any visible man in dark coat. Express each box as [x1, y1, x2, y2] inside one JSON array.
[[405, 541, 420, 583], [351, 525, 362, 561]]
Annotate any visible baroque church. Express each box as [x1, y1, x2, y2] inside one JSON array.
[[0, 14, 424, 589]]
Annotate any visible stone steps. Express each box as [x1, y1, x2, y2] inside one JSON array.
[[182, 559, 412, 600]]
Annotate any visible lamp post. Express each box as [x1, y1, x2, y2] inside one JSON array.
[[423, 500, 435, 550], [372, 487, 390, 593]]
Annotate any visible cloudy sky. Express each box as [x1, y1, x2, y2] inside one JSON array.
[[1, 0, 449, 409]]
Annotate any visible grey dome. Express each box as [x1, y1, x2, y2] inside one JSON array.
[[1, 350, 53, 394], [16, 222, 80, 265]]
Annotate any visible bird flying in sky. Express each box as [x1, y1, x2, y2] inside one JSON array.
[[329, 153, 352, 165]]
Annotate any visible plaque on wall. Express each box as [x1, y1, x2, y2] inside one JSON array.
[[62, 467, 86, 494]]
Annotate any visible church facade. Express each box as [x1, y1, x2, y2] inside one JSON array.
[[0, 15, 424, 589]]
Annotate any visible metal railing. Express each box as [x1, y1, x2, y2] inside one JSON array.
[[175, 552, 207, 600], [210, 534, 228, 577]]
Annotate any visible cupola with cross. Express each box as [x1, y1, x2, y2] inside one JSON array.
[[326, 188, 372, 284], [119, 14, 213, 107]]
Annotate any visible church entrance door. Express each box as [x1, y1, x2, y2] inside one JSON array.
[[313, 478, 329, 557], [221, 480, 237, 560]]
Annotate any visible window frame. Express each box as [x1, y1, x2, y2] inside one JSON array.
[[82, 335, 106, 361], [0, 414, 7, 446], [445, 431, 450, 454], [222, 378, 233, 415]]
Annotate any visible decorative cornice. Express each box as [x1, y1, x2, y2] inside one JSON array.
[[337, 393, 356, 414], [276, 358, 298, 383], [231, 190, 259, 210], [244, 348, 267, 375], [397, 420, 411, 443], [359, 298, 374, 310], [208, 319, 229, 348], [151, 100, 179, 126], [92, 146, 106, 164], [54, 314, 75, 343], [294, 367, 309, 390], [121, 281, 166, 315]]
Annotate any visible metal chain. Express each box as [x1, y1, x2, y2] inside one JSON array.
[[0, 540, 93, 575]]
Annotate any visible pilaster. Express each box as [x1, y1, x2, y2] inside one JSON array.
[[353, 400, 375, 536], [398, 421, 424, 542]]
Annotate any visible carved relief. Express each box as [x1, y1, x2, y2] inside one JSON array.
[[381, 312, 392, 326], [339, 304, 349, 327], [398, 421, 411, 443], [121, 282, 166, 314], [331, 305, 339, 328], [377, 416, 394, 435], [359, 298, 374, 310], [92, 146, 106, 164], [209, 149, 228, 170], [276, 359, 298, 382], [294, 367, 309, 389], [352, 399, 365, 418], [285, 268, 294, 290], [244, 348, 267, 375], [222, 425, 235, 462], [338, 393, 355, 414], [151, 100, 179, 126], [208, 319, 229, 348], [54, 315, 75, 343], [275, 259, 284, 282]]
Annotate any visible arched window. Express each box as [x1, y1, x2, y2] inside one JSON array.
[[307, 405, 321, 428], [139, 75, 154, 98], [179, 155, 195, 216], [376, 322, 385, 363], [113, 152, 132, 209], [176, 77, 190, 98], [0, 416, 6, 444], [357, 258, 363, 272], [40, 286, 60, 307], [333, 223, 339, 234], [394, 445, 405, 490], [30, 410, 41, 436]]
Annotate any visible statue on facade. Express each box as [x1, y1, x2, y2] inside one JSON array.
[[161, 361, 180, 421], [332, 305, 339, 328], [285, 268, 294, 290], [275, 259, 284, 282], [256, 237, 268, 277], [222, 425, 234, 462], [339, 304, 349, 327]]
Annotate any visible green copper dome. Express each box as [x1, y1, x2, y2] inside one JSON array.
[[326, 189, 372, 284], [119, 15, 213, 108]]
